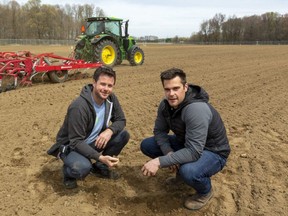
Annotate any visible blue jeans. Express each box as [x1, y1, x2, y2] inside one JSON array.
[[62, 130, 129, 180], [140, 135, 227, 194]]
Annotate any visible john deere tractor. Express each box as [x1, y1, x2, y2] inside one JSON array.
[[74, 17, 144, 67]]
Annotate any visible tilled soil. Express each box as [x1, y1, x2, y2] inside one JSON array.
[[0, 44, 287, 216]]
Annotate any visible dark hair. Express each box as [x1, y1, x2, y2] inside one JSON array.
[[93, 66, 116, 84], [160, 68, 187, 85]]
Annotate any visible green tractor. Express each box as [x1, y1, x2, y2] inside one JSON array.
[[74, 17, 145, 67]]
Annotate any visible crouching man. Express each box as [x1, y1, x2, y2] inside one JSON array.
[[47, 66, 129, 189], [141, 68, 230, 210]]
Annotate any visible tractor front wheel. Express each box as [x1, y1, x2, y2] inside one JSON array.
[[95, 40, 118, 67], [129, 47, 144, 66]]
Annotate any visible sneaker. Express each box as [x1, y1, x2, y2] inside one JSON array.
[[90, 161, 120, 180], [63, 176, 77, 189], [184, 189, 214, 210]]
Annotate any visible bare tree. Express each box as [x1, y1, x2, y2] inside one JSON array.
[[208, 13, 225, 42], [222, 16, 243, 42], [7, 0, 21, 39], [96, 7, 105, 17], [0, 4, 10, 38], [199, 20, 209, 42]]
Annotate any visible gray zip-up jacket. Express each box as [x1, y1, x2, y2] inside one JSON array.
[[155, 84, 230, 168], [47, 84, 126, 160]]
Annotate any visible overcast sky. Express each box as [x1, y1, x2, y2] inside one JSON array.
[[10, 0, 288, 38]]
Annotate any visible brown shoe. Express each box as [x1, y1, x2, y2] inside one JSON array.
[[184, 189, 213, 210]]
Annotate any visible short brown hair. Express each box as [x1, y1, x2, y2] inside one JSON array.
[[160, 68, 187, 85], [93, 66, 116, 84]]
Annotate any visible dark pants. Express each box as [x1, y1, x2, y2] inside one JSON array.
[[140, 135, 227, 194], [62, 130, 129, 180]]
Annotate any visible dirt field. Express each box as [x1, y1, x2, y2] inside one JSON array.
[[0, 44, 287, 216]]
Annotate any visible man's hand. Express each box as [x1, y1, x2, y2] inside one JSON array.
[[141, 158, 160, 176], [95, 128, 113, 149], [99, 155, 119, 167]]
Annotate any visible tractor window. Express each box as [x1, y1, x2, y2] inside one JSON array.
[[105, 21, 121, 36], [86, 21, 104, 35]]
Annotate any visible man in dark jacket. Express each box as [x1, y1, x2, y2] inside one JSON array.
[[141, 68, 230, 210], [47, 66, 129, 189]]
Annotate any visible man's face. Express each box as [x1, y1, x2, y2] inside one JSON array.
[[92, 74, 115, 103], [163, 76, 188, 109]]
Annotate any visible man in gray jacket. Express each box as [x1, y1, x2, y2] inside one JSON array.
[[141, 68, 230, 210], [47, 66, 129, 189]]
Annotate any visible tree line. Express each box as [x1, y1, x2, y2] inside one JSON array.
[[190, 12, 288, 43], [0, 0, 104, 40], [1, 1, 288, 42]]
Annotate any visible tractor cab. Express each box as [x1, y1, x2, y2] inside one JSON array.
[[84, 17, 122, 37]]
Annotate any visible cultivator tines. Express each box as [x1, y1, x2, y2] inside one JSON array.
[[0, 51, 102, 93], [0, 51, 32, 59]]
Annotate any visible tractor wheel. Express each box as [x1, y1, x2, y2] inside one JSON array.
[[95, 40, 118, 67], [116, 49, 122, 65], [129, 47, 144, 66], [41, 57, 68, 83], [47, 70, 68, 83]]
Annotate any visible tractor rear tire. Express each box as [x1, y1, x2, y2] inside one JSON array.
[[47, 70, 68, 83], [95, 40, 118, 67], [129, 47, 144, 66], [116, 49, 122, 65]]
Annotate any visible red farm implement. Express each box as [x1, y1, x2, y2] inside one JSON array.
[[0, 51, 102, 93]]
